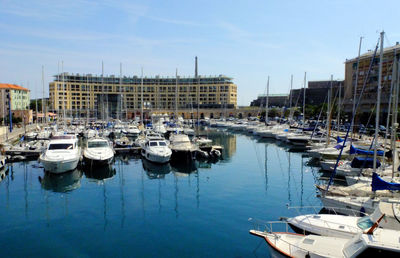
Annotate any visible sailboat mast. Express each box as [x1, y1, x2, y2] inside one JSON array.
[[373, 31, 384, 172], [119, 62, 122, 121], [351, 37, 363, 141], [57, 61, 59, 122], [175, 68, 178, 121], [35, 82, 38, 125], [337, 82, 341, 137], [86, 74, 89, 125], [265, 76, 269, 124], [101, 61, 104, 122], [326, 75, 332, 147], [41, 65, 45, 124], [302, 72, 307, 132], [141, 67, 144, 125], [392, 50, 400, 178], [289, 75, 293, 123], [196, 57, 200, 136], [62, 61, 65, 125]]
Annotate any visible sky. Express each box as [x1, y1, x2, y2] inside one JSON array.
[[0, 0, 399, 105]]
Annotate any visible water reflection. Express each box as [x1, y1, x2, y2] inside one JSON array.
[[38, 169, 83, 193], [83, 165, 116, 181], [170, 160, 197, 175], [142, 158, 171, 179], [0, 167, 7, 183]]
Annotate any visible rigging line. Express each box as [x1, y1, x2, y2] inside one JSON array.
[[325, 37, 380, 192], [384, 33, 392, 48], [255, 83, 269, 116]]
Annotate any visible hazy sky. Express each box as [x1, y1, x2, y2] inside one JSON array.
[[0, 0, 398, 105]]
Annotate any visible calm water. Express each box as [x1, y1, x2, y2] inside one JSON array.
[[0, 129, 322, 257]]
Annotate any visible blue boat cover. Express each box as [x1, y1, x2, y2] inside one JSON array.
[[334, 144, 345, 150], [350, 157, 380, 168], [337, 136, 344, 143], [350, 145, 384, 156], [372, 172, 400, 191]]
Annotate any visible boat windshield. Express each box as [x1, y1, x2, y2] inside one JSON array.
[[149, 142, 158, 146], [88, 141, 109, 148], [49, 143, 73, 150], [357, 216, 374, 230], [158, 141, 167, 146]]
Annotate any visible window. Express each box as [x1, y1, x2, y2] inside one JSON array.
[[48, 143, 73, 150], [88, 141, 108, 148], [357, 216, 374, 230]]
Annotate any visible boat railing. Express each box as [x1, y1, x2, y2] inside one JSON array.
[[249, 218, 289, 233], [287, 205, 369, 217], [286, 205, 365, 234], [248, 218, 312, 256]]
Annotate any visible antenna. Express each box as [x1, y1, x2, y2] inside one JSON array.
[[195, 56, 198, 78]]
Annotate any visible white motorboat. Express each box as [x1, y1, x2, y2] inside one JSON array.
[[39, 135, 81, 174], [183, 127, 195, 136], [153, 123, 167, 135], [135, 132, 166, 148], [250, 221, 400, 257], [85, 129, 98, 139], [141, 138, 172, 164], [287, 134, 310, 146], [37, 127, 52, 140], [25, 131, 38, 140], [287, 202, 400, 239], [123, 125, 141, 137], [319, 195, 400, 215], [169, 134, 198, 161], [114, 136, 133, 148], [113, 124, 124, 134], [83, 137, 114, 166]]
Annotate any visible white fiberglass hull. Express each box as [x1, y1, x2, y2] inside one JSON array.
[[40, 156, 80, 174], [83, 152, 114, 166], [141, 150, 171, 164]]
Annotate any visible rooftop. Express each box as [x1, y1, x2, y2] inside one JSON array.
[[346, 43, 400, 63], [0, 83, 29, 91], [257, 94, 288, 97], [53, 73, 235, 85]]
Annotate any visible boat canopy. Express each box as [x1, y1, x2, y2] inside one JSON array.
[[372, 172, 400, 192], [350, 157, 380, 169], [350, 145, 384, 156]]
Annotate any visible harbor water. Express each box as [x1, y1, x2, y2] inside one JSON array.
[[0, 129, 321, 257]]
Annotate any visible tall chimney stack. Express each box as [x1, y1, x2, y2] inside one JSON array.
[[195, 56, 198, 78]]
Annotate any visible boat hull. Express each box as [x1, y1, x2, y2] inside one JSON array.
[[141, 150, 171, 164], [83, 155, 113, 167], [40, 158, 80, 174]]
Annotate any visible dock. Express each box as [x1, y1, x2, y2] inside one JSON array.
[[114, 146, 141, 154]]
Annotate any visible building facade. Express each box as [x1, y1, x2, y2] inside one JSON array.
[[250, 94, 289, 107], [290, 80, 344, 107], [0, 84, 31, 124], [49, 73, 237, 118], [343, 43, 400, 114]]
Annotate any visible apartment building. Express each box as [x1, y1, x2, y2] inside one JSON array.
[[49, 73, 237, 118]]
